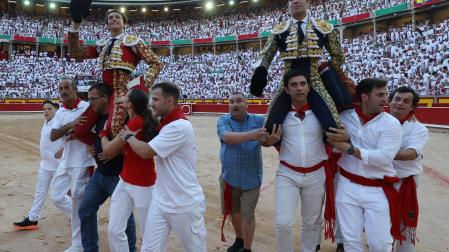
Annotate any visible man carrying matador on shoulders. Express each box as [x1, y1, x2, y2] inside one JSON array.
[[250, 0, 356, 245], [251, 0, 355, 133]]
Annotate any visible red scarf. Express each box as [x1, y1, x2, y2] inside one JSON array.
[[399, 112, 414, 125], [291, 103, 311, 119], [399, 176, 419, 244], [63, 97, 81, 110], [339, 168, 406, 241], [354, 105, 379, 125], [157, 107, 187, 132], [323, 144, 341, 241]]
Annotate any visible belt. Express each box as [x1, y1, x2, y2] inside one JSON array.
[[280, 160, 325, 173]]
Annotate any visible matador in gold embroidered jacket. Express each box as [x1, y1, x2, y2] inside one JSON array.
[[68, 32, 164, 144], [251, 17, 354, 134]]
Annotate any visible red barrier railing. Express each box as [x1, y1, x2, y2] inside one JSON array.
[[1, 103, 448, 126]]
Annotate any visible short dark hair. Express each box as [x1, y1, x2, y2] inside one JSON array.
[[105, 9, 128, 25], [151, 82, 181, 105], [88, 83, 112, 98], [283, 70, 311, 87], [43, 99, 59, 109], [389, 86, 420, 109], [356, 78, 387, 100]]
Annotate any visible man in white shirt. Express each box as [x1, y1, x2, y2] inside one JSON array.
[[50, 77, 95, 252], [120, 82, 206, 252], [261, 70, 334, 252], [327, 78, 403, 252], [389, 86, 429, 252]]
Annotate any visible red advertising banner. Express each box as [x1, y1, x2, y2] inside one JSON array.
[[238, 33, 259, 41], [151, 40, 170, 46], [13, 35, 36, 43], [342, 12, 371, 24], [193, 38, 213, 44]]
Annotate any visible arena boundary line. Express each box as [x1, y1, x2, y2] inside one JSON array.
[[423, 165, 449, 187]]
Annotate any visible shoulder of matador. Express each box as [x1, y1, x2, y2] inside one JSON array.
[[123, 35, 143, 47], [95, 39, 108, 48], [271, 20, 291, 35], [312, 19, 333, 35]]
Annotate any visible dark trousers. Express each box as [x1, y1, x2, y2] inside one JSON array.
[[78, 169, 137, 252]]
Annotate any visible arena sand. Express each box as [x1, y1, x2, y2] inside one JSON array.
[[0, 114, 448, 252]]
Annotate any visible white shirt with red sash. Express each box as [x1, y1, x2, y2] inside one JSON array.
[[338, 109, 402, 179], [279, 110, 328, 170], [393, 120, 428, 179], [52, 100, 95, 169]]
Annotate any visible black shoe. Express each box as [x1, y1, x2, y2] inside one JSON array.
[[227, 238, 244, 252], [13, 217, 38, 230], [336, 243, 344, 252], [316, 244, 321, 251], [239, 249, 252, 252]]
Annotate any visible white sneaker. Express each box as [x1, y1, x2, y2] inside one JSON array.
[[63, 245, 83, 252]]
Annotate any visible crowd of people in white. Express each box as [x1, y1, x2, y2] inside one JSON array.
[[0, 0, 408, 41], [343, 19, 449, 96], [0, 2, 448, 99]]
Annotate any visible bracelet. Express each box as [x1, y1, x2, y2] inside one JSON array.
[[124, 134, 134, 142]]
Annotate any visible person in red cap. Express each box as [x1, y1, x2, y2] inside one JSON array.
[[326, 78, 404, 251], [68, 9, 163, 144], [389, 86, 429, 252]]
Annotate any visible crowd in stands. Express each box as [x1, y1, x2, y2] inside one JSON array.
[[343, 19, 449, 96], [309, 0, 407, 20], [1, 0, 408, 41], [0, 1, 448, 99], [0, 50, 96, 98]]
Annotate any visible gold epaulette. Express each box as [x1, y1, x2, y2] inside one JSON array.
[[95, 39, 108, 47], [123, 35, 142, 47], [312, 19, 333, 35], [271, 20, 291, 35]]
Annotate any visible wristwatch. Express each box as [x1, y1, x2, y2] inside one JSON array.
[[124, 134, 134, 142], [346, 145, 355, 155]]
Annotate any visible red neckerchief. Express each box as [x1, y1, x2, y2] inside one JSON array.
[[290, 103, 311, 119], [63, 97, 81, 110], [355, 105, 379, 125], [399, 176, 419, 244], [157, 107, 187, 132], [399, 112, 414, 125]]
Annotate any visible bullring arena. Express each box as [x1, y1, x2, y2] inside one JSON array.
[[0, 108, 449, 251], [1, 0, 449, 251]]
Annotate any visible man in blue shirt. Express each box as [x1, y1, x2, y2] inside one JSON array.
[[217, 92, 268, 252]]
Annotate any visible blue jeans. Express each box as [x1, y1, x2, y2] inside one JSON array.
[[79, 170, 137, 252]]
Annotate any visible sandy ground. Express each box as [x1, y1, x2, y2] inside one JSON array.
[[0, 114, 448, 252]]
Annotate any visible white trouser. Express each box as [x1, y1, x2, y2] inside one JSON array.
[[394, 175, 419, 252], [333, 173, 344, 244], [336, 176, 393, 252], [108, 178, 153, 252], [28, 168, 56, 222], [141, 200, 207, 252], [50, 166, 89, 248], [275, 166, 326, 252]]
